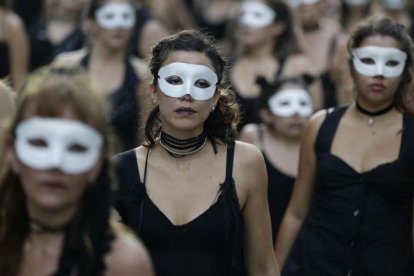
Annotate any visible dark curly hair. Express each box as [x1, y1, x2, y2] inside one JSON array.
[[347, 15, 414, 112], [143, 29, 240, 153]]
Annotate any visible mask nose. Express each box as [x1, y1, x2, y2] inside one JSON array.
[[375, 64, 385, 77], [49, 146, 64, 170]]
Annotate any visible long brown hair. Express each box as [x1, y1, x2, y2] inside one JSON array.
[[0, 65, 115, 276]]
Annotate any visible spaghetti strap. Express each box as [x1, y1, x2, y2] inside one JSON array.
[[225, 142, 235, 182], [142, 147, 151, 186]]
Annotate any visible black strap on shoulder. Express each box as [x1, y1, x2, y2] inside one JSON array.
[[398, 113, 414, 169], [315, 106, 347, 154], [142, 147, 151, 186], [225, 142, 236, 181]]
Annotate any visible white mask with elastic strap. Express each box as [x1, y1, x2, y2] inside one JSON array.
[[240, 2, 276, 29], [352, 46, 407, 78], [95, 3, 136, 30], [15, 117, 103, 175], [268, 88, 313, 117], [158, 62, 218, 101]]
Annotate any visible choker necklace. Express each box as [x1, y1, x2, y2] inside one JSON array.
[[30, 219, 70, 234], [159, 131, 207, 158], [355, 101, 394, 126]]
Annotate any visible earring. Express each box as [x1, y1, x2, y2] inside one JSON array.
[[211, 105, 215, 112]]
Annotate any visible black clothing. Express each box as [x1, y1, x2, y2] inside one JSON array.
[[81, 55, 140, 151], [283, 106, 414, 276], [114, 143, 246, 276], [232, 57, 286, 130], [257, 127, 295, 243], [29, 19, 84, 70], [0, 42, 9, 78]]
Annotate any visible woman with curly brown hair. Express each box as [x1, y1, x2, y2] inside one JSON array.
[[114, 29, 279, 276]]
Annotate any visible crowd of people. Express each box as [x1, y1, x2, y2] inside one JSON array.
[[1, 0, 414, 275]]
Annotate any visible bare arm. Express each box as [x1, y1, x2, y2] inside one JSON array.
[[274, 110, 326, 269], [234, 141, 280, 276], [106, 223, 155, 276], [6, 11, 28, 90]]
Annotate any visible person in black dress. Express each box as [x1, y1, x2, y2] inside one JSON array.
[[54, 0, 149, 151], [275, 15, 414, 275], [114, 29, 279, 276], [239, 76, 313, 244]]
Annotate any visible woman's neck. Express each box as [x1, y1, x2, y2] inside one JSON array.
[[243, 41, 275, 59], [27, 203, 78, 233], [90, 43, 125, 63]]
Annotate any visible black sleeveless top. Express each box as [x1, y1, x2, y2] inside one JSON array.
[[29, 19, 84, 70], [232, 57, 286, 130], [0, 42, 9, 78], [114, 143, 246, 276], [283, 107, 414, 276], [81, 55, 140, 151], [257, 127, 295, 243]]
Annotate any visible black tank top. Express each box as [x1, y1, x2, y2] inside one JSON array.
[[114, 143, 246, 276], [0, 42, 9, 78], [81, 55, 140, 150], [257, 126, 295, 243], [284, 107, 414, 275]]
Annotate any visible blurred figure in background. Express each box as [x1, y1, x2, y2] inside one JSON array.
[[239, 75, 313, 243], [28, 0, 85, 71], [55, 0, 149, 151], [231, 0, 320, 130], [0, 0, 28, 90], [0, 65, 154, 276]]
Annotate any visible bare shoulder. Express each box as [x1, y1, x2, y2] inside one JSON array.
[[53, 48, 87, 66], [234, 140, 263, 165], [4, 10, 25, 31], [238, 123, 260, 145], [105, 225, 154, 276]]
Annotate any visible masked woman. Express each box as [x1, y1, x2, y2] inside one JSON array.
[[275, 16, 414, 275], [114, 29, 279, 276], [0, 65, 154, 276]]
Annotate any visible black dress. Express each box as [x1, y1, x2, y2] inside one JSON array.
[[114, 143, 246, 276], [0, 42, 9, 78], [283, 106, 414, 276], [29, 19, 84, 70], [81, 55, 140, 151], [257, 127, 295, 243]]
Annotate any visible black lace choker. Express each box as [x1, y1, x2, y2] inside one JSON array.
[[355, 101, 394, 126], [30, 219, 70, 233], [159, 131, 207, 158]]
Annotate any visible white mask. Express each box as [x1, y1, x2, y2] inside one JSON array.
[[95, 3, 136, 30], [268, 88, 313, 117], [344, 0, 369, 5], [381, 0, 405, 10], [15, 117, 103, 175], [352, 46, 407, 78], [240, 2, 276, 29], [158, 62, 218, 101], [297, 0, 320, 5]]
